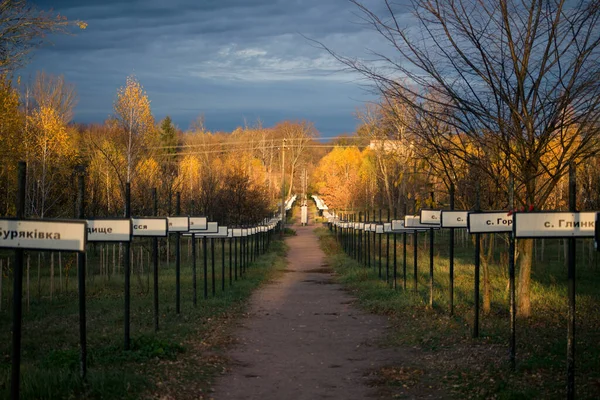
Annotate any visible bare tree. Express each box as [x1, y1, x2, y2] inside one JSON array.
[[324, 0, 600, 316], [0, 0, 86, 73]]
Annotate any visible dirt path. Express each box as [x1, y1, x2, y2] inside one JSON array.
[[211, 224, 396, 399]]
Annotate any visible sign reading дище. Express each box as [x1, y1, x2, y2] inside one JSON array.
[[0, 219, 86, 252], [514, 212, 595, 238], [87, 219, 131, 242], [420, 209, 441, 225], [441, 211, 468, 228], [132, 218, 167, 237], [467, 212, 512, 233]]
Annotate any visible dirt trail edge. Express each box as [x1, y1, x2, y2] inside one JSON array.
[[211, 224, 395, 399]]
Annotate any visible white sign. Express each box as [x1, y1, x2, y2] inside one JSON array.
[[384, 223, 392, 233], [420, 209, 441, 225], [514, 212, 595, 238], [205, 222, 218, 234], [232, 228, 242, 237], [375, 224, 384, 234], [441, 211, 469, 228], [189, 217, 208, 231], [468, 212, 512, 233], [405, 215, 436, 229], [87, 219, 131, 242], [132, 218, 167, 237], [193, 226, 229, 238], [168, 217, 189, 232], [391, 219, 405, 230], [242, 228, 249, 237], [0, 219, 86, 252], [354, 222, 364, 230]]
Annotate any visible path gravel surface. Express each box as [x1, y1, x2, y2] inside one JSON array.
[[212, 224, 397, 399]]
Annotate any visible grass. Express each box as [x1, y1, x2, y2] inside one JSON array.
[[0, 235, 287, 399], [316, 225, 600, 399]]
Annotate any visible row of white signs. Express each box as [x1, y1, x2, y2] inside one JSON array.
[[0, 216, 281, 252], [333, 210, 597, 238]]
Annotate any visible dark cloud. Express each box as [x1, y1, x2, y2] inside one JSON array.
[[24, 0, 410, 136]]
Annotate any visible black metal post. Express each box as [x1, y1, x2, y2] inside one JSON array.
[[203, 236, 208, 299], [152, 188, 159, 332], [10, 162, 26, 399], [508, 177, 516, 369], [393, 208, 397, 289], [403, 202, 408, 290], [222, 237, 226, 291], [211, 238, 215, 296], [429, 192, 434, 308], [234, 237, 238, 281], [124, 183, 131, 349], [378, 209, 382, 278], [474, 182, 481, 338], [567, 162, 576, 400], [175, 192, 181, 314], [192, 234, 197, 306], [76, 166, 87, 378], [229, 237, 233, 286], [449, 182, 455, 316], [413, 230, 418, 293]]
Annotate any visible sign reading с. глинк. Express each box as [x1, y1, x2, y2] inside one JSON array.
[[514, 212, 595, 238]]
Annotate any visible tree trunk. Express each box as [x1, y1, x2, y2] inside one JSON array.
[[517, 238, 534, 317]]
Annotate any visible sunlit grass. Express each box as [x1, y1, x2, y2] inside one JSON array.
[[315, 226, 600, 399]]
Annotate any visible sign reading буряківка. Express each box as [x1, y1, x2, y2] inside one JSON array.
[[0, 219, 86, 252], [514, 212, 595, 238]]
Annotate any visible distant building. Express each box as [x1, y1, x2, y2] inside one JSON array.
[[368, 140, 406, 153]]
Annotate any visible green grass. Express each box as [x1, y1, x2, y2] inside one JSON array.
[[316, 226, 600, 399], [0, 236, 287, 399]]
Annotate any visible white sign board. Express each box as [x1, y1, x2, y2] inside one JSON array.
[[232, 228, 243, 237], [420, 209, 442, 225], [132, 218, 167, 237], [168, 217, 189, 232], [468, 212, 513, 233], [189, 217, 208, 231], [0, 219, 86, 252], [193, 226, 229, 238], [87, 219, 131, 242], [375, 224, 384, 234], [405, 215, 436, 229], [514, 212, 595, 238], [440, 211, 469, 228], [391, 219, 405, 230], [384, 222, 392, 233], [205, 222, 218, 234]]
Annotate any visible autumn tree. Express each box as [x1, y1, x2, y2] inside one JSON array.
[[113, 75, 155, 184], [24, 72, 77, 218], [0, 74, 23, 215], [313, 146, 365, 210], [327, 0, 600, 317], [0, 0, 86, 73], [274, 120, 318, 198]]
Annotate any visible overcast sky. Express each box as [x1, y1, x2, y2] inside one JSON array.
[[23, 0, 410, 137]]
